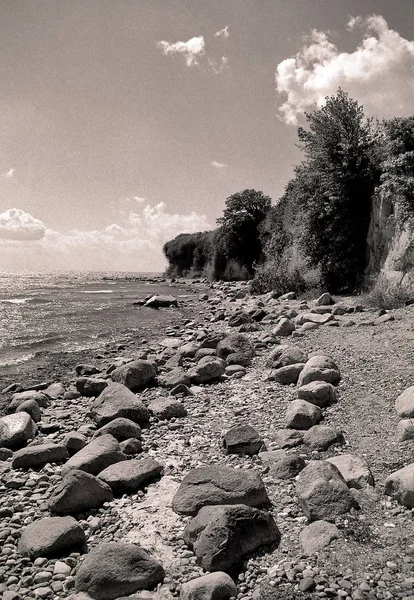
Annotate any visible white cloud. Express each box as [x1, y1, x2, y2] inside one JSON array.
[[4, 168, 15, 178], [0, 209, 46, 241], [276, 15, 414, 125], [156, 36, 205, 67], [211, 160, 228, 170], [0, 203, 211, 272], [208, 56, 229, 75], [215, 26, 229, 39]]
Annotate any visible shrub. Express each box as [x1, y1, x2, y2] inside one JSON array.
[[364, 278, 414, 310]]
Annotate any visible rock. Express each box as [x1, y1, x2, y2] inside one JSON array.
[[297, 355, 341, 387], [170, 383, 193, 397], [75, 542, 165, 599], [145, 294, 178, 308], [63, 432, 87, 454], [14, 398, 42, 422], [259, 450, 305, 479], [160, 337, 182, 349], [10, 390, 49, 409], [93, 417, 142, 442], [163, 353, 184, 370], [299, 520, 341, 554], [49, 469, 113, 514], [223, 425, 263, 456], [228, 311, 252, 327], [272, 318, 295, 337], [266, 364, 305, 384], [98, 457, 163, 495], [395, 386, 414, 418], [195, 348, 217, 361], [385, 463, 414, 508], [188, 356, 226, 384], [265, 345, 307, 369], [61, 434, 125, 477], [148, 398, 187, 420], [285, 400, 322, 430], [302, 425, 345, 451], [327, 454, 374, 489], [90, 383, 150, 427], [295, 313, 334, 327], [216, 334, 255, 367], [180, 572, 237, 600], [120, 438, 142, 455], [0, 412, 37, 449], [183, 504, 280, 574], [279, 292, 296, 301], [273, 429, 303, 448], [159, 368, 190, 389], [374, 312, 395, 324], [397, 419, 414, 442], [172, 465, 268, 516], [316, 293, 335, 306], [297, 381, 339, 408], [111, 360, 157, 391], [76, 364, 101, 376], [179, 341, 200, 358], [18, 516, 86, 559], [296, 460, 355, 522], [225, 364, 246, 377], [76, 378, 108, 397], [0, 447, 13, 460], [12, 442, 68, 469], [44, 382, 65, 398]]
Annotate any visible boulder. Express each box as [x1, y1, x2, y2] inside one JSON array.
[[222, 425, 263, 456], [44, 382, 66, 398], [49, 469, 113, 515], [327, 454, 374, 489], [265, 345, 307, 369], [397, 419, 414, 442], [272, 318, 295, 337], [111, 360, 157, 391], [297, 381, 339, 408], [76, 377, 108, 397], [297, 355, 341, 387], [159, 368, 191, 389], [75, 542, 165, 599], [120, 438, 142, 455], [296, 460, 355, 522], [180, 572, 237, 600], [266, 364, 305, 385], [384, 463, 414, 508], [183, 504, 280, 574], [259, 450, 305, 479], [216, 334, 255, 367], [93, 417, 142, 442], [395, 386, 414, 418], [179, 342, 200, 358], [145, 295, 178, 308], [188, 357, 226, 384], [228, 312, 252, 327], [195, 349, 217, 361], [172, 465, 268, 516], [61, 434, 125, 477], [14, 398, 42, 422], [98, 457, 163, 495], [302, 425, 345, 451], [12, 443, 68, 469], [0, 412, 37, 449], [18, 516, 86, 559], [273, 429, 303, 449], [279, 292, 296, 301], [148, 398, 187, 420], [295, 313, 333, 327], [76, 364, 101, 376], [316, 293, 335, 306], [90, 383, 150, 427], [299, 520, 341, 554], [9, 390, 49, 409], [63, 432, 87, 454], [285, 400, 322, 430], [225, 365, 246, 378]]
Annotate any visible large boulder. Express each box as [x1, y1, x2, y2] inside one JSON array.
[[397, 419, 414, 442], [183, 504, 280, 574], [222, 425, 263, 456], [316, 293, 335, 306], [259, 450, 305, 480], [12, 442, 68, 469], [216, 334, 255, 367], [180, 572, 237, 600], [76, 377, 108, 397], [395, 386, 414, 418], [385, 463, 414, 508], [18, 516, 86, 559], [297, 381, 339, 408], [75, 542, 165, 599], [273, 429, 303, 449], [90, 383, 150, 427], [272, 318, 295, 337], [145, 295, 178, 308], [111, 360, 157, 391], [266, 364, 305, 385], [327, 454, 374, 489], [188, 357, 226, 384], [14, 398, 42, 422], [98, 458, 163, 495], [172, 465, 268, 516], [61, 434, 125, 477], [159, 367, 191, 390], [93, 417, 142, 442], [49, 469, 113, 515], [265, 345, 307, 369], [285, 400, 322, 430], [296, 460, 355, 522], [302, 425, 345, 452], [0, 412, 37, 449], [297, 355, 341, 387], [9, 390, 49, 409], [299, 520, 341, 554]]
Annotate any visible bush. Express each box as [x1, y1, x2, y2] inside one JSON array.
[[364, 278, 414, 310]]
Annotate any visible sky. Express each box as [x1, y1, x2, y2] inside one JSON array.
[[1, 0, 414, 272]]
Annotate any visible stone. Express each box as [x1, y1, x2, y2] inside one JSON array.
[[273, 429, 303, 448], [259, 450, 305, 479], [194, 348, 216, 361], [10, 390, 49, 409], [14, 398, 42, 422], [148, 398, 187, 420], [76, 364, 101, 376], [272, 318, 295, 337], [90, 383, 150, 427], [49, 469, 113, 514], [223, 425, 263, 456], [170, 384, 193, 397], [145, 294, 178, 308], [159, 368, 190, 389], [225, 365, 246, 377], [279, 292, 296, 301], [172, 465, 268, 516], [374, 312, 395, 325], [179, 341, 200, 358], [297, 355, 341, 387], [183, 504, 280, 574], [63, 432, 87, 454], [0, 413, 37, 449], [44, 382, 65, 398], [76, 378, 108, 397], [0, 447, 13, 460], [111, 360, 157, 391], [216, 334, 255, 367], [93, 417, 142, 441], [266, 364, 305, 385], [61, 434, 125, 477], [296, 460, 355, 522], [188, 356, 226, 384], [265, 345, 307, 369], [397, 419, 414, 442], [228, 312, 252, 327], [297, 381, 339, 408], [299, 520, 341, 554], [285, 400, 322, 430], [120, 438, 142, 454], [12, 443, 68, 469], [75, 542, 165, 599], [98, 457, 163, 495], [303, 425, 345, 451], [395, 387, 414, 418], [18, 516, 86, 559], [295, 313, 333, 326], [180, 572, 237, 600], [316, 292, 335, 306], [385, 463, 414, 508], [327, 454, 374, 489]]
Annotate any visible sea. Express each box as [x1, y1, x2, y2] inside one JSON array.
[[0, 271, 192, 369]]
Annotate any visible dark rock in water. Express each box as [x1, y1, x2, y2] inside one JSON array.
[[90, 383, 150, 427], [98, 457, 163, 495], [61, 434, 125, 477], [76, 364, 101, 376], [188, 356, 226, 384], [18, 516, 86, 559], [145, 295, 178, 308], [49, 469, 113, 515], [111, 360, 157, 391], [0, 413, 37, 449], [180, 572, 237, 600], [75, 542, 165, 599], [216, 334, 255, 367], [76, 377, 108, 397], [183, 504, 280, 574], [223, 425, 263, 456], [12, 442, 68, 469], [93, 417, 142, 442]]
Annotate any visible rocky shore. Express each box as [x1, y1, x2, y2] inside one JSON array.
[[2, 281, 414, 600]]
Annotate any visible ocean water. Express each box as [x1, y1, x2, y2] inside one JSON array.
[[0, 271, 190, 368]]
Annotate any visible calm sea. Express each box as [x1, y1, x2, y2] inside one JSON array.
[[0, 271, 191, 368]]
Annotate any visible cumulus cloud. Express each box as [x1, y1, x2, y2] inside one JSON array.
[[0, 203, 211, 272], [276, 15, 414, 125], [156, 36, 206, 67], [0, 209, 46, 241], [215, 26, 229, 39], [211, 160, 228, 170]]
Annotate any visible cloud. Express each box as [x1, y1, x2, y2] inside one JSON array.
[[276, 15, 414, 125], [4, 168, 15, 178], [215, 26, 229, 39], [0, 209, 46, 241], [156, 36, 205, 67], [208, 56, 229, 75], [0, 203, 211, 272], [211, 160, 228, 170]]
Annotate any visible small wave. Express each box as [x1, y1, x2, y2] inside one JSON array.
[[0, 297, 32, 305], [81, 290, 114, 294], [0, 353, 35, 367]]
